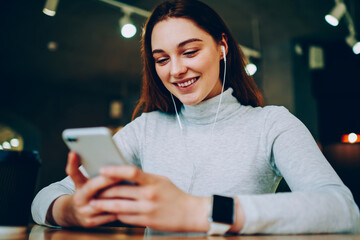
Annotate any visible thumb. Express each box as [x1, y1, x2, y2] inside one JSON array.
[[66, 151, 87, 188]]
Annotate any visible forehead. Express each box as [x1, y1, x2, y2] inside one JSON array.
[[151, 18, 215, 50]]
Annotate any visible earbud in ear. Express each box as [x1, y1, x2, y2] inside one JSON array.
[[221, 46, 226, 62]]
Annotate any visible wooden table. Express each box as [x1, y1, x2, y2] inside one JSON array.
[[2, 225, 360, 240]]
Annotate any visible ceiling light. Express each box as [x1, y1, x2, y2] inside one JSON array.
[[352, 42, 360, 55], [245, 63, 257, 76], [121, 24, 136, 38], [2, 141, 11, 149], [119, 11, 137, 38], [346, 35, 360, 55], [325, 2, 346, 27], [10, 138, 20, 148], [43, 0, 59, 17]]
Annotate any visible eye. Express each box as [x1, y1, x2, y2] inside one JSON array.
[[184, 50, 199, 57], [155, 57, 169, 65]]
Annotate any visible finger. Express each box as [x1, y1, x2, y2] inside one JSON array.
[[75, 176, 120, 205], [99, 165, 152, 185], [97, 185, 143, 200], [116, 214, 149, 227], [90, 199, 152, 214], [66, 152, 87, 188], [81, 214, 118, 228]]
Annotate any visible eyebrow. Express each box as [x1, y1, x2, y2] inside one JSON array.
[[152, 38, 203, 54]]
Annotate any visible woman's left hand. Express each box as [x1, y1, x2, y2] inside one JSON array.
[[89, 165, 210, 232]]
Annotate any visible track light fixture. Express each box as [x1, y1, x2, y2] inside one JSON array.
[[346, 35, 360, 55], [325, 2, 346, 27], [42, 0, 59, 17], [325, 0, 359, 55], [99, 0, 150, 38], [239, 44, 260, 77], [119, 10, 137, 38]]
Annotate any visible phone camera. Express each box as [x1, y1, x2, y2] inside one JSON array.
[[66, 137, 78, 142]]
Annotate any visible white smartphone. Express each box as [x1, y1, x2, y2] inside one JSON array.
[[62, 127, 127, 178]]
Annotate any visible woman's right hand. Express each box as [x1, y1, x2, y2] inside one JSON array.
[[46, 152, 119, 227]]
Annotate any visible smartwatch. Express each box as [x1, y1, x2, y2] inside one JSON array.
[[207, 195, 235, 235]]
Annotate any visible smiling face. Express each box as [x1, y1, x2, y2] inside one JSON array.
[[151, 18, 225, 105]]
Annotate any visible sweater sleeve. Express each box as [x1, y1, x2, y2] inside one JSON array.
[[237, 107, 360, 234], [112, 113, 146, 168], [31, 175, 75, 227]]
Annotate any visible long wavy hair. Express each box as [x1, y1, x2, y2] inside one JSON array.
[[132, 0, 264, 120]]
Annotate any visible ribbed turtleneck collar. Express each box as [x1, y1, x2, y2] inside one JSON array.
[[180, 88, 241, 125]]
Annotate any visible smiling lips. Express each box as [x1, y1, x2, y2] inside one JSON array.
[[174, 77, 199, 88]]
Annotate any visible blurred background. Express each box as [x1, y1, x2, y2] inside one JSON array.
[[1, 0, 359, 205]]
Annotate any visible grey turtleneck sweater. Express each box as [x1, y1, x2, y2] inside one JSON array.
[[31, 88, 360, 234]]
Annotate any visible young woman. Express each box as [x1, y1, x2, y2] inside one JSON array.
[[32, 0, 360, 235]]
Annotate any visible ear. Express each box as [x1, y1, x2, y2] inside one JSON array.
[[219, 33, 228, 60], [221, 46, 226, 58]]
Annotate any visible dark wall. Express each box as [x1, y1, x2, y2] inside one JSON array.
[[292, 42, 319, 140], [0, 75, 140, 191], [312, 41, 360, 145], [311, 41, 360, 205]]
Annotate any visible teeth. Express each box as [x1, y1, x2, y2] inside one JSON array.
[[177, 78, 196, 87]]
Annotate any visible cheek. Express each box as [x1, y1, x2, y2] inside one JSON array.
[[196, 56, 220, 77], [155, 66, 168, 84], [194, 50, 220, 71]]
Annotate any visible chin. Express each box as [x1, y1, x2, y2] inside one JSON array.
[[179, 96, 202, 106]]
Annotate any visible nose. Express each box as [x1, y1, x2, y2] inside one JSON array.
[[170, 58, 187, 78]]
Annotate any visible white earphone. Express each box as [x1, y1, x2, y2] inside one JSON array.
[[221, 45, 226, 62]]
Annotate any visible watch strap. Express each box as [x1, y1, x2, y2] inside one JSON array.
[[207, 222, 232, 235]]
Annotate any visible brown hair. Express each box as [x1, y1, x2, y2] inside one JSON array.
[[132, 0, 264, 120]]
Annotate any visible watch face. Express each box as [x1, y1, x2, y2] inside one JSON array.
[[212, 195, 234, 224]]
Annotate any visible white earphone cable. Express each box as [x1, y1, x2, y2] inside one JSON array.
[[170, 49, 226, 193], [171, 93, 183, 130], [211, 54, 226, 134]]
